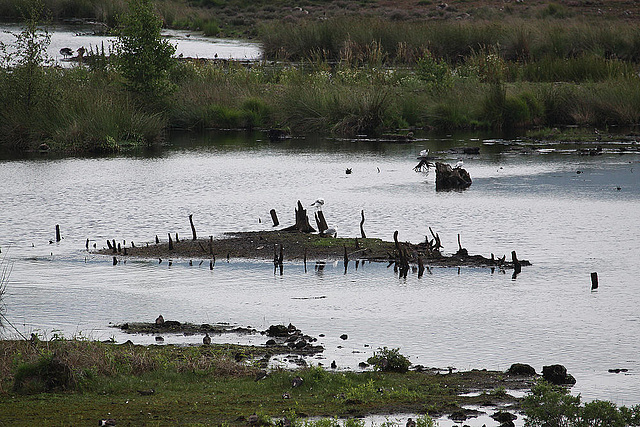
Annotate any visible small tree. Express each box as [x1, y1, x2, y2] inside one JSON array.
[[114, 0, 176, 99], [0, 0, 56, 149]]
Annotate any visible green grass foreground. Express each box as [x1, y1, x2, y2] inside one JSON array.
[[0, 338, 527, 426]]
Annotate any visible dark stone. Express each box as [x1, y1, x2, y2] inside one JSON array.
[[163, 320, 181, 328], [266, 324, 290, 337], [542, 364, 577, 385], [340, 334, 348, 340], [507, 363, 537, 376], [267, 128, 289, 142], [435, 162, 472, 191], [463, 147, 480, 154], [294, 340, 307, 349], [491, 411, 517, 423]]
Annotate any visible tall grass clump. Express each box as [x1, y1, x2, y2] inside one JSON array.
[[520, 54, 634, 82], [277, 80, 390, 136], [259, 17, 640, 66]]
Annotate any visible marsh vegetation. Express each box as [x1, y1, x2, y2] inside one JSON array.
[[2, 0, 640, 153]]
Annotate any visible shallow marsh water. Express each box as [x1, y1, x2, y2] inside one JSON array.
[[1, 132, 639, 425], [0, 24, 262, 64]]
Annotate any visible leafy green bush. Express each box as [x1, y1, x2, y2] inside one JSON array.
[[415, 52, 452, 89], [523, 380, 640, 427], [366, 347, 410, 373]]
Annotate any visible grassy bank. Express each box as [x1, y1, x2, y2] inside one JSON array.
[[2, 338, 640, 426], [2, 58, 639, 153], [0, 338, 526, 425]]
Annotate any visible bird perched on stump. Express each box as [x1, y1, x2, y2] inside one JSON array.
[[310, 198, 324, 210], [155, 315, 164, 325], [331, 360, 337, 369], [202, 333, 211, 345]]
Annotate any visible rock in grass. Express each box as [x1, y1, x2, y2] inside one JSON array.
[[506, 363, 537, 376]]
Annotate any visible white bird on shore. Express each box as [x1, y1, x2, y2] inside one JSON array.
[[322, 226, 337, 238], [310, 198, 324, 210], [455, 159, 464, 169], [419, 149, 429, 157]]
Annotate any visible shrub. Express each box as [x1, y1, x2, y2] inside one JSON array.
[[416, 52, 453, 89], [523, 380, 640, 427], [13, 354, 74, 394], [366, 347, 410, 373]]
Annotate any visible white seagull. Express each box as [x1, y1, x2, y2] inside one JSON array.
[[455, 159, 464, 169], [322, 226, 337, 238], [419, 149, 429, 157], [310, 198, 325, 210]]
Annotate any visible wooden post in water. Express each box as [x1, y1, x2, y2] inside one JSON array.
[[168, 233, 174, 251], [155, 235, 159, 244], [209, 236, 213, 256], [393, 231, 401, 255], [55, 225, 61, 242], [270, 209, 279, 227], [85, 239, 89, 250], [418, 256, 425, 278], [175, 233, 179, 243], [189, 214, 197, 240], [107, 240, 112, 250], [343, 245, 348, 274], [511, 251, 521, 275], [360, 210, 366, 238], [112, 256, 117, 266], [591, 272, 599, 290]]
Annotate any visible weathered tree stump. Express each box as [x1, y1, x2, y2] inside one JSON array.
[[282, 200, 316, 233], [435, 162, 472, 191], [315, 211, 329, 234], [55, 225, 61, 242], [591, 272, 598, 290]]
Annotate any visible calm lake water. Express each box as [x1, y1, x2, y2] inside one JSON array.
[[1, 131, 639, 423], [0, 24, 262, 63]]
